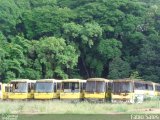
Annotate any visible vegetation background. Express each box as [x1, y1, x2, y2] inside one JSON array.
[[0, 0, 160, 83]]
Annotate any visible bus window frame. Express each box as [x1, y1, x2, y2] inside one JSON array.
[[134, 82, 145, 90], [54, 82, 57, 92], [57, 82, 61, 90]]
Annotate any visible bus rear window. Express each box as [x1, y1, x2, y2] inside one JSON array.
[[147, 84, 153, 91], [113, 82, 133, 93], [155, 85, 160, 92], [134, 82, 145, 90]]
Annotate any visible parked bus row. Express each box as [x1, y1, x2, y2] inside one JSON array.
[[0, 78, 160, 103]]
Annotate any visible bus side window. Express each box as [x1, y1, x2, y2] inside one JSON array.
[[156, 85, 160, 92], [108, 82, 112, 91], [28, 83, 31, 92], [80, 83, 82, 92], [31, 83, 35, 91], [54, 83, 57, 92], [148, 84, 153, 91], [15, 84, 18, 89], [142, 83, 145, 90], [80, 83, 84, 92], [143, 83, 146, 90], [57, 83, 61, 90], [151, 85, 153, 90], [61, 83, 63, 90], [145, 84, 148, 90], [83, 83, 86, 90], [5, 86, 8, 92], [135, 82, 142, 90], [9, 85, 11, 92], [105, 83, 108, 92]]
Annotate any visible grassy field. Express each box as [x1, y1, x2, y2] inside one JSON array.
[[0, 100, 160, 114]]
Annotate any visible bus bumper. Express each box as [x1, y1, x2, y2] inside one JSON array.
[[60, 93, 82, 100], [8, 93, 28, 100], [34, 93, 58, 99]]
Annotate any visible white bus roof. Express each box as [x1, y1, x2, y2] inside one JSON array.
[[87, 78, 111, 82], [113, 79, 153, 84], [36, 79, 61, 83], [62, 79, 86, 83], [10, 79, 36, 83]]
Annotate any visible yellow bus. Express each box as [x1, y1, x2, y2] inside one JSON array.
[[60, 79, 86, 101], [84, 78, 112, 102], [34, 79, 61, 100], [154, 83, 160, 97], [1, 83, 10, 100], [0, 82, 2, 99], [112, 79, 155, 103], [144, 81, 154, 99], [0, 83, 11, 100], [8, 79, 35, 100]]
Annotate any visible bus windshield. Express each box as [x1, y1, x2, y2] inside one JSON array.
[[62, 82, 79, 93], [113, 82, 133, 93], [86, 81, 106, 93], [36, 82, 53, 93], [12, 82, 28, 93]]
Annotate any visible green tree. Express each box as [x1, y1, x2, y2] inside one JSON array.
[[22, 5, 75, 39], [0, 35, 30, 82], [31, 37, 79, 79], [137, 34, 160, 82], [0, 0, 20, 37], [108, 57, 131, 79]]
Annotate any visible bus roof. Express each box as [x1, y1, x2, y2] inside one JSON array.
[[36, 79, 61, 83], [2, 83, 8, 86], [10, 79, 36, 83], [62, 79, 86, 83], [113, 79, 153, 84], [153, 82, 160, 86], [87, 78, 111, 82]]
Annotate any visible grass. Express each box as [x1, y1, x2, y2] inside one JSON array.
[[0, 100, 160, 114]]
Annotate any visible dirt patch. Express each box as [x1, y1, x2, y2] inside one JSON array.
[[134, 108, 160, 114]]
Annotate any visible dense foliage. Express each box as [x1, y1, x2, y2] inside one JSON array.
[[0, 0, 160, 83]]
